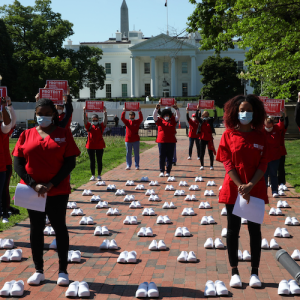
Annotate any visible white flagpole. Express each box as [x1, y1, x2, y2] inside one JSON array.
[[167, 1, 169, 35]]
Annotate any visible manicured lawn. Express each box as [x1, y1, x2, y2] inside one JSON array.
[[285, 139, 300, 194]]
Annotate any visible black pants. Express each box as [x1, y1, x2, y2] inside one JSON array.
[[28, 194, 69, 272], [189, 138, 200, 158], [278, 155, 286, 185], [158, 143, 175, 174], [226, 204, 261, 268], [1, 165, 12, 217], [87, 149, 104, 176], [199, 140, 214, 167]]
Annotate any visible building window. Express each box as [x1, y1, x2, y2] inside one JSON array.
[[106, 84, 111, 98], [237, 61, 244, 71], [182, 83, 188, 97], [144, 63, 150, 74], [105, 63, 111, 74], [121, 63, 127, 74], [90, 85, 96, 99], [163, 62, 169, 74], [145, 83, 150, 96], [122, 84, 127, 97], [182, 62, 188, 74]]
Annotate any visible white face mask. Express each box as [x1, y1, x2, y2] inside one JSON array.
[[265, 126, 273, 132], [57, 109, 63, 115], [164, 116, 170, 121], [192, 117, 196, 121], [92, 121, 99, 126]]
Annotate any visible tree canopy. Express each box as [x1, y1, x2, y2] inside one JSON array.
[[187, 0, 300, 100]]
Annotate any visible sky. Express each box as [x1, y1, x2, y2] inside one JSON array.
[[4, 0, 197, 45]]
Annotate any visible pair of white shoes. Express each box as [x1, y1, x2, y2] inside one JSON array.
[[274, 227, 290, 237], [0, 280, 24, 296], [79, 216, 93, 225], [148, 195, 160, 201], [174, 227, 190, 237], [99, 239, 118, 250], [125, 180, 135, 186], [137, 227, 153, 237], [96, 180, 106, 186], [90, 175, 101, 181], [65, 281, 90, 297], [182, 208, 195, 216], [43, 226, 55, 235], [70, 208, 84, 216], [277, 200, 290, 208], [157, 216, 171, 224], [129, 201, 142, 208], [279, 184, 288, 191], [185, 195, 196, 201], [106, 208, 120, 216], [94, 226, 109, 236], [167, 176, 176, 182], [67, 202, 77, 209], [124, 195, 135, 202], [204, 280, 228, 296], [174, 190, 185, 196], [82, 189, 93, 196], [95, 201, 108, 209], [142, 208, 155, 216], [107, 184, 116, 190], [285, 217, 299, 225], [115, 189, 126, 196], [148, 240, 166, 250], [189, 185, 199, 191], [177, 251, 197, 262], [238, 250, 251, 261], [292, 249, 300, 260], [221, 207, 227, 216], [206, 181, 216, 186], [136, 282, 159, 298], [204, 238, 224, 249], [199, 202, 211, 209], [0, 249, 22, 262], [278, 279, 300, 295], [117, 251, 137, 263], [0, 239, 14, 249], [269, 207, 283, 215], [149, 181, 159, 186], [145, 189, 156, 196], [195, 176, 203, 182], [165, 185, 174, 191], [90, 195, 101, 202], [162, 202, 176, 209], [230, 274, 261, 288], [140, 176, 149, 182], [201, 216, 215, 225], [261, 238, 279, 249], [67, 250, 81, 262], [135, 184, 145, 190], [124, 216, 138, 224], [179, 181, 188, 187], [204, 190, 215, 196]]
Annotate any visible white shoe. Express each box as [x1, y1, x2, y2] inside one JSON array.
[[191, 195, 196, 201], [187, 251, 197, 262], [204, 202, 211, 208], [127, 251, 137, 263], [140, 176, 149, 182], [163, 215, 171, 224], [270, 239, 279, 249], [0, 280, 16, 296], [275, 208, 283, 215], [169, 202, 176, 208], [278, 190, 285, 196], [149, 181, 159, 186], [177, 251, 188, 262], [204, 280, 216, 296], [273, 193, 279, 198], [113, 208, 120, 215], [27, 272, 45, 285], [158, 240, 166, 250], [2, 218, 8, 224], [86, 216, 93, 225], [278, 279, 290, 295], [179, 181, 188, 187], [159, 172, 164, 177], [77, 208, 84, 216], [136, 282, 148, 298], [204, 238, 214, 249], [97, 175, 101, 181], [243, 250, 251, 261], [123, 216, 131, 224], [0, 250, 11, 262], [163, 202, 169, 209], [96, 181, 106, 186], [167, 176, 176, 182], [249, 274, 261, 288], [175, 227, 182, 237], [292, 249, 300, 260], [281, 228, 290, 237], [215, 280, 228, 296], [147, 282, 159, 297], [149, 240, 158, 250], [241, 218, 247, 224], [277, 200, 283, 207], [201, 216, 208, 225], [195, 177, 202, 182], [182, 227, 190, 236], [148, 208, 155, 216], [269, 208, 276, 215], [238, 250, 243, 261], [145, 227, 153, 236], [106, 208, 113, 216], [230, 274, 242, 288], [142, 208, 149, 215], [117, 251, 128, 263], [57, 273, 69, 286], [289, 279, 300, 294], [10, 249, 22, 261], [10, 280, 24, 296], [221, 207, 227, 216], [219, 185, 222, 190], [199, 202, 205, 209], [156, 216, 164, 224], [79, 216, 87, 225], [274, 227, 282, 237], [129, 201, 136, 208], [204, 190, 209, 196], [125, 166, 131, 170], [188, 208, 195, 216], [200, 166, 204, 170], [214, 238, 225, 249], [261, 238, 269, 249], [108, 239, 118, 250], [285, 217, 292, 225], [187, 156, 191, 160], [207, 216, 215, 224], [292, 217, 299, 225], [90, 175, 95, 181], [78, 281, 90, 297], [99, 239, 109, 249], [208, 190, 215, 196], [137, 227, 146, 237], [130, 216, 137, 225], [210, 166, 214, 170], [65, 281, 79, 297], [181, 208, 189, 216], [165, 173, 170, 177], [221, 228, 227, 237], [94, 226, 102, 236], [282, 200, 290, 207], [197, 157, 200, 160]]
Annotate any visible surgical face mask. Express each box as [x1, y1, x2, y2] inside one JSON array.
[[238, 111, 253, 125], [203, 117, 208, 121], [36, 116, 53, 128], [265, 126, 273, 132], [92, 121, 99, 126], [164, 116, 170, 121], [57, 109, 63, 115], [192, 117, 196, 121]]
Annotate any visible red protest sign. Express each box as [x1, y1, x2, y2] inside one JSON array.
[[160, 98, 175, 106], [125, 102, 140, 111], [187, 103, 198, 111], [39, 88, 64, 105], [265, 99, 285, 111], [85, 101, 104, 112], [0, 87, 7, 98], [46, 80, 68, 94], [199, 100, 214, 109], [264, 102, 282, 116]]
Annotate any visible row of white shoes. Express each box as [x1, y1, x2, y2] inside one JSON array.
[[182, 208, 196, 216], [95, 201, 109, 208], [0, 280, 24, 296], [149, 181, 159, 186], [274, 227, 290, 237], [162, 202, 176, 209], [67, 202, 77, 209], [67, 250, 81, 262], [117, 251, 137, 263], [125, 180, 135, 186], [148, 240, 166, 250], [201, 216, 216, 225], [70, 208, 84, 216], [157, 216, 171, 224], [135, 282, 159, 298], [0, 249, 22, 262], [195, 176, 203, 182], [43, 226, 55, 235], [165, 185, 175, 191], [206, 181, 216, 186], [129, 201, 142, 208], [137, 227, 153, 237], [142, 208, 155, 216], [167, 176, 176, 182], [204, 280, 228, 296], [279, 184, 288, 191], [204, 238, 225, 249], [285, 217, 299, 225], [174, 227, 191, 237], [184, 195, 196, 201], [179, 181, 188, 186], [123, 216, 138, 224], [277, 200, 290, 207], [177, 251, 197, 262], [94, 226, 109, 236], [135, 184, 145, 190], [82, 189, 93, 196], [0, 239, 14, 249], [124, 195, 135, 201], [145, 189, 156, 195], [79, 216, 94, 225], [65, 281, 90, 297], [189, 185, 200, 191], [96, 180, 106, 186], [199, 202, 211, 209], [106, 208, 120, 215], [278, 279, 300, 295], [99, 239, 118, 250], [115, 189, 126, 195], [107, 184, 116, 190], [174, 190, 185, 196], [204, 190, 216, 196], [90, 195, 101, 202], [269, 208, 283, 215], [148, 195, 160, 201]]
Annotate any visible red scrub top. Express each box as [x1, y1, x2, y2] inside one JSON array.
[[217, 129, 269, 205], [58, 112, 72, 129], [12, 127, 80, 196], [278, 120, 287, 156], [155, 116, 177, 143], [85, 122, 106, 150], [121, 111, 143, 143], [188, 119, 200, 139], [199, 121, 213, 141], [1, 128, 14, 166]]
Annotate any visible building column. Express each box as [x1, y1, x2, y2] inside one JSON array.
[[191, 55, 196, 96], [151, 56, 156, 97], [131, 56, 135, 97], [171, 56, 176, 97]]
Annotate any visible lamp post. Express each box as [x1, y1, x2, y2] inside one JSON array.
[[240, 71, 249, 95]]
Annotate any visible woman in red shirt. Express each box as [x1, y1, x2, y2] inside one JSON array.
[[83, 106, 107, 181], [153, 101, 180, 177], [13, 98, 80, 286], [121, 108, 143, 170], [186, 109, 200, 160], [217, 94, 267, 288]]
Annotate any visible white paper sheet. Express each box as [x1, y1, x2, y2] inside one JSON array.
[[14, 183, 46, 212], [232, 194, 265, 224]]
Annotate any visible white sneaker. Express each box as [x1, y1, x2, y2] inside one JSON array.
[[181, 208, 189, 216], [175, 227, 182, 237], [113, 208, 120, 215], [162, 202, 169, 209], [125, 166, 131, 170], [270, 239, 279, 249], [147, 282, 159, 297], [289, 279, 300, 294], [187, 156, 191, 160], [94, 226, 102, 236], [159, 172, 164, 177], [204, 280, 216, 296], [243, 250, 251, 261], [10, 280, 24, 297], [137, 227, 146, 237], [27, 272, 45, 285], [11, 249, 23, 262], [108, 239, 118, 250], [197, 157, 200, 160], [165, 173, 170, 177], [230, 274, 242, 288], [269, 207, 276, 215], [281, 228, 290, 237], [282, 200, 290, 207], [221, 228, 227, 237], [163, 215, 171, 224], [135, 282, 148, 298], [97, 175, 101, 181], [238, 250, 243, 260], [207, 216, 215, 224], [188, 208, 195, 216], [187, 251, 197, 262], [292, 217, 299, 225], [129, 201, 136, 208], [204, 238, 214, 249], [117, 251, 128, 263], [249, 274, 261, 288], [140, 176, 149, 182], [221, 207, 227, 216], [182, 227, 190, 236], [148, 208, 155, 216], [145, 227, 153, 236], [149, 240, 158, 250], [169, 202, 176, 208], [57, 273, 69, 286], [127, 251, 137, 263], [142, 208, 149, 216], [261, 238, 269, 249], [214, 238, 225, 249], [106, 208, 113, 216], [274, 227, 282, 237], [177, 251, 188, 262], [292, 249, 300, 260], [167, 176, 176, 182], [135, 201, 141, 208], [158, 240, 166, 250], [241, 218, 247, 224], [157, 216, 164, 224], [0, 280, 16, 296], [285, 217, 292, 225], [201, 216, 208, 225], [123, 216, 131, 224], [204, 202, 211, 208], [210, 166, 214, 170], [278, 279, 290, 295], [200, 166, 204, 170], [0, 250, 11, 262], [130, 216, 138, 225], [275, 208, 283, 215], [2, 218, 8, 224], [214, 280, 228, 296], [273, 193, 279, 198], [90, 175, 95, 181], [199, 202, 205, 209], [277, 200, 283, 207], [278, 190, 285, 196]]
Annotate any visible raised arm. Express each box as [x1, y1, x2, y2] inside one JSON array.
[[6, 97, 16, 128], [1, 97, 12, 133], [153, 103, 160, 121], [83, 107, 88, 126]]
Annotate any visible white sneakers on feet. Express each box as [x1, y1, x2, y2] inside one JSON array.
[[159, 172, 164, 177], [27, 272, 45, 285], [57, 273, 69, 286], [230, 274, 242, 288]]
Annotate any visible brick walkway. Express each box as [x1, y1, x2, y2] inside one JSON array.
[[1, 136, 300, 299]]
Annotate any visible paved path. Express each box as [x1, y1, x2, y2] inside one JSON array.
[[1, 137, 300, 299]]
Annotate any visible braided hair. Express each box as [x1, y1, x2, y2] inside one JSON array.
[[35, 98, 59, 126]]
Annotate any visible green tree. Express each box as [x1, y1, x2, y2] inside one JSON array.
[[199, 56, 244, 107], [187, 0, 300, 100]]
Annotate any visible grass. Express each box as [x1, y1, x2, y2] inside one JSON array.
[[5, 136, 155, 232], [285, 139, 300, 194]]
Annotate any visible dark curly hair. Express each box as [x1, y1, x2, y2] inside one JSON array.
[[160, 108, 173, 119], [35, 98, 59, 126], [223, 94, 266, 130]]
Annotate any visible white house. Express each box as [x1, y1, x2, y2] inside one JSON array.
[[64, 0, 253, 99]]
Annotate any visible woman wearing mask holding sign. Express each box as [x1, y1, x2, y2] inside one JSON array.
[[13, 98, 80, 286], [186, 108, 200, 160], [217, 94, 268, 288], [83, 106, 107, 181]]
